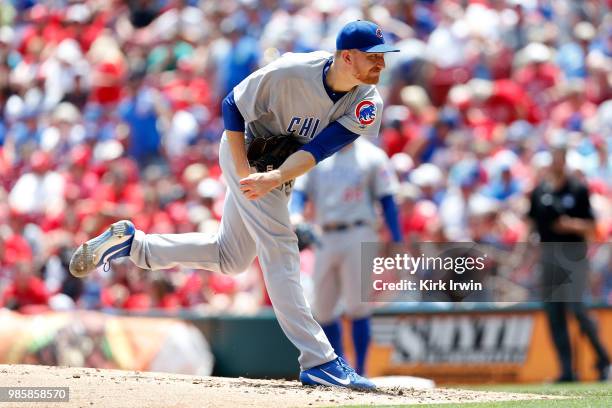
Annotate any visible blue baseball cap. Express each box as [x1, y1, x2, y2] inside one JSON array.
[[336, 20, 400, 53]]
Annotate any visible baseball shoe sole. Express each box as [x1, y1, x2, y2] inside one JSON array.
[[69, 220, 135, 278]]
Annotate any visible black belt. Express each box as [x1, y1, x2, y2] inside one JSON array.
[[322, 220, 367, 233]]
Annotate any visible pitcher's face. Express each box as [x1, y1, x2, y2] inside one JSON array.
[[348, 50, 386, 85]]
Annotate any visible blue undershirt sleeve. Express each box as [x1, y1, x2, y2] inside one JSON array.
[[380, 195, 403, 243], [299, 121, 359, 163], [222, 90, 246, 132]]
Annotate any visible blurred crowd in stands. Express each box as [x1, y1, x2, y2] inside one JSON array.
[[0, 0, 611, 313]]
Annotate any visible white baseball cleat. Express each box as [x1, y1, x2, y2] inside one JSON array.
[[69, 220, 135, 278]]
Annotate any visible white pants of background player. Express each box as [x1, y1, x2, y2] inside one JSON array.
[[127, 132, 336, 369], [311, 225, 374, 324]]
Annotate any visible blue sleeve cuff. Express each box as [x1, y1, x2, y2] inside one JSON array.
[[222, 90, 245, 132], [290, 190, 308, 215], [380, 195, 403, 243], [299, 121, 359, 163]]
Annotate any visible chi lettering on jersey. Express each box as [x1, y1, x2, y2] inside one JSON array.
[[287, 117, 321, 139]]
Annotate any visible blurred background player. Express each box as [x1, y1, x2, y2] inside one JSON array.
[[290, 137, 402, 375], [528, 142, 610, 382]]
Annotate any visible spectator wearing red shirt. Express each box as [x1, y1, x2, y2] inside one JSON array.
[[91, 59, 127, 106], [176, 271, 206, 307], [551, 80, 598, 130], [162, 59, 212, 111], [0, 223, 32, 269], [1, 262, 50, 311], [381, 86, 437, 157], [514, 43, 560, 112], [94, 165, 144, 221], [122, 274, 181, 311], [61, 146, 99, 199], [18, 6, 62, 55], [150, 277, 181, 310], [61, 4, 106, 53], [465, 78, 539, 140], [584, 52, 612, 104], [132, 185, 174, 233]]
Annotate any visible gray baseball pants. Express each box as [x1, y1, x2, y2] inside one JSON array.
[[128, 133, 336, 369]]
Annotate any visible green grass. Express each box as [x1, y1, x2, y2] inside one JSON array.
[[451, 382, 612, 408], [335, 382, 612, 408]]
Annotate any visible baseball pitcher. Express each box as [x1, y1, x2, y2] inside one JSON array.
[[69, 20, 399, 390]]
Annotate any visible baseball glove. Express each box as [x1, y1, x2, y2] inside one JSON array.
[[246, 135, 305, 173], [294, 223, 318, 251]]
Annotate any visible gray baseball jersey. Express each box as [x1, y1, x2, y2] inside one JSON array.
[[233, 51, 384, 142], [293, 138, 398, 226]]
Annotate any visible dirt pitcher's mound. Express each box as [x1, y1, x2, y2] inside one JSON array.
[[0, 364, 558, 407]]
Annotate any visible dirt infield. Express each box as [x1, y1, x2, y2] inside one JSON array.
[[0, 364, 559, 407]]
